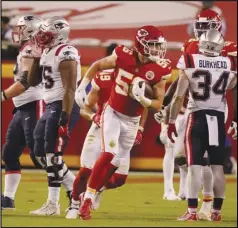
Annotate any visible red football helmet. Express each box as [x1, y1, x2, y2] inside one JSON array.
[[193, 9, 222, 39], [135, 25, 167, 62]]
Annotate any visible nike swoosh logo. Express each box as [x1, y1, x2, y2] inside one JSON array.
[[25, 117, 30, 120]]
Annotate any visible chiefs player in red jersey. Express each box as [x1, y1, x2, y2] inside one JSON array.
[[76, 25, 171, 220], [155, 9, 237, 221], [66, 70, 147, 219]]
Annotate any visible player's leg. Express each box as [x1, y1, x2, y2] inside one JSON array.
[[198, 154, 213, 220], [79, 105, 121, 219], [92, 145, 130, 211], [66, 123, 101, 219], [174, 115, 188, 200], [30, 102, 62, 216], [2, 111, 25, 209], [208, 112, 226, 221], [178, 112, 206, 221], [24, 101, 45, 169]]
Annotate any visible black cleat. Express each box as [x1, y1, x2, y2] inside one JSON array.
[[2, 196, 15, 210]]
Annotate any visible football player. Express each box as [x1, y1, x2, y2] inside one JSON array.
[[1, 15, 44, 209], [76, 25, 171, 220], [66, 70, 147, 219], [26, 16, 81, 216], [154, 8, 237, 219], [168, 29, 237, 221]]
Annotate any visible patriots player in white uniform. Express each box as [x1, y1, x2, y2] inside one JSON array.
[[168, 30, 237, 221], [1, 15, 44, 209], [28, 16, 81, 216]]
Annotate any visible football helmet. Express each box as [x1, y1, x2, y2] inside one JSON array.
[[198, 29, 224, 57], [35, 16, 70, 49], [135, 25, 167, 62], [12, 14, 43, 43], [194, 9, 222, 39]]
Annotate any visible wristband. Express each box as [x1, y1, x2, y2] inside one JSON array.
[[77, 77, 90, 91], [169, 119, 176, 124], [58, 111, 69, 126], [2, 91, 7, 101], [138, 126, 144, 132]]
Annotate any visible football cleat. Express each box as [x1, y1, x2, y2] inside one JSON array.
[[1, 196, 15, 210], [65, 206, 79, 219], [177, 211, 199, 221], [79, 198, 92, 220], [29, 200, 60, 216], [177, 192, 186, 201], [210, 212, 222, 221], [198, 201, 212, 220], [91, 190, 103, 210], [163, 189, 181, 201]]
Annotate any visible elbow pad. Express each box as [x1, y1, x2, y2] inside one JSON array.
[[19, 71, 30, 90]]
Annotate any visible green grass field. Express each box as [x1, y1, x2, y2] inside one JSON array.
[[1, 171, 237, 227]]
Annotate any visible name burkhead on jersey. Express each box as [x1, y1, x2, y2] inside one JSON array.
[[199, 60, 227, 69]]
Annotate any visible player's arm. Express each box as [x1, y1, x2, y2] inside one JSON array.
[[1, 57, 39, 102], [80, 87, 99, 121], [27, 58, 42, 87], [169, 70, 189, 123], [162, 77, 179, 106], [77, 53, 117, 90], [59, 60, 78, 124], [139, 108, 148, 130]]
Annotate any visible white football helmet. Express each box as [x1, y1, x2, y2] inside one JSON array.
[[12, 14, 43, 43], [35, 16, 70, 48], [198, 29, 224, 57]]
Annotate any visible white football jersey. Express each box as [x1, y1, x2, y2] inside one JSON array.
[[177, 53, 237, 113], [40, 43, 81, 104], [12, 44, 42, 108]]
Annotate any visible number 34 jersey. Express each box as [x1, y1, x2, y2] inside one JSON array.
[[40, 43, 81, 104], [177, 53, 237, 113]]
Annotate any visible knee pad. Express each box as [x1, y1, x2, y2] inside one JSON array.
[[46, 153, 64, 186], [35, 156, 47, 169], [175, 157, 187, 167]]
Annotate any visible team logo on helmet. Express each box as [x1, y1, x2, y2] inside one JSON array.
[[137, 29, 149, 38], [145, 71, 155, 80], [24, 16, 34, 21], [55, 22, 66, 31]]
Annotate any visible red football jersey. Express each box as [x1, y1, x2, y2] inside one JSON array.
[[182, 38, 237, 57], [108, 45, 172, 117], [92, 70, 114, 115]]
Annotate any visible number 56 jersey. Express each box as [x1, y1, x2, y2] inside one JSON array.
[[177, 53, 237, 113], [40, 43, 81, 104]]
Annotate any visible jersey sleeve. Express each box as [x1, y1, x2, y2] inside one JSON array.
[[222, 41, 237, 57], [114, 45, 134, 68], [57, 45, 80, 64]]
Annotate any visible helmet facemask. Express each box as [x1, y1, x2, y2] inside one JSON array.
[[139, 37, 167, 62], [12, 25, 29, 43], [194, 19, 222, 39]]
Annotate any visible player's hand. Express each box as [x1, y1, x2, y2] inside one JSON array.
[[154, 106, 166, 124], [132, 81, 146, 102], [228, 121, 237, 140], [160, 123, 168, 145], [75, 88, 87, 108], [167, 123, 178, 144], [91, 113, 101, 128], [134, 127, 144, 146], [56, 111, 70, 152]]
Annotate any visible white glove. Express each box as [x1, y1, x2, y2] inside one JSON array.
[[160, 123, 168, 145], [228, 121, 237, 140], [75, 89, 87, 108], [132, 82, 152, 107], [154, 106, 166, 124]]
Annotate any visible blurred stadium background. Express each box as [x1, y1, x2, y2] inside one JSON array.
[[1, 1, 237, 172]]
